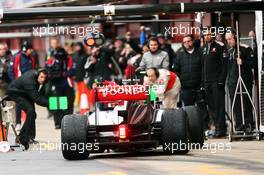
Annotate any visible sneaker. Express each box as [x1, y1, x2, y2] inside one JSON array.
[[29, 138, 39, 144], [205, 129, 216, 138], [204, 130, 210, 137], [15, 124, 21, 134], [21, 141, 29, 151], [55, 125, 61, 129], [15, 136, 29, 150]]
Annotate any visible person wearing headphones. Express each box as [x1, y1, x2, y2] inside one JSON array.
[[6, 68, 48, 150], [144, 67, 181, 109], [8, 41, 36, 139], [137, 37, 170, 71], [45, 47, 75, 129], [225, 30, 255, 132], [9, 41, 35, 81]]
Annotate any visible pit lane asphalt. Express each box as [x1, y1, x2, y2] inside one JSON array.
[[0, 106, 263, 175]]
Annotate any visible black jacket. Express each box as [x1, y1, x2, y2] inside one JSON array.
[[73, 51, 87, 82], [161, 44, 176, 71], [175, 47, 202, 89], [201, 41, 227, 84], [127, 39, 143, 54], [6, 69, 48, 107], [0, 56, 11, 84], [85, 48, 113, 88], [226, 44, 255, 86]]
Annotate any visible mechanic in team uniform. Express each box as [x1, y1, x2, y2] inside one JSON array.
[[225, 30, 255, 132], [201, 29, 228, 137], [6, 69, 48, 150], [9, 41, 36, 140], [144, 67, 181, 109], [137, 37, 170, 71], [9, 41, 35, 81], [45, 47, 75, 129]]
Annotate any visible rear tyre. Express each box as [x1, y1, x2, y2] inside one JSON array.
[[161, 109, 190, 155], [61, 114, 90, 160], [184, 106, 204, 146]]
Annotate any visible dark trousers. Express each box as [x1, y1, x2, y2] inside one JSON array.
[[181, 88, 197, 106], [205, 83, 226, 132], [10, 95, 36, 143], [50, 84, 75, 126], [181, 87, 209, 131], [16, 105, 21, 124], [16, 102, 35, 139], [228, 82, 253, 127]]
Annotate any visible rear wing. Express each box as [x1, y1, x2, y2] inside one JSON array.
[[95, 85, 149, 102]]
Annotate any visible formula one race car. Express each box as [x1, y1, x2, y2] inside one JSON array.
[[61, 84, 204, 160]]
